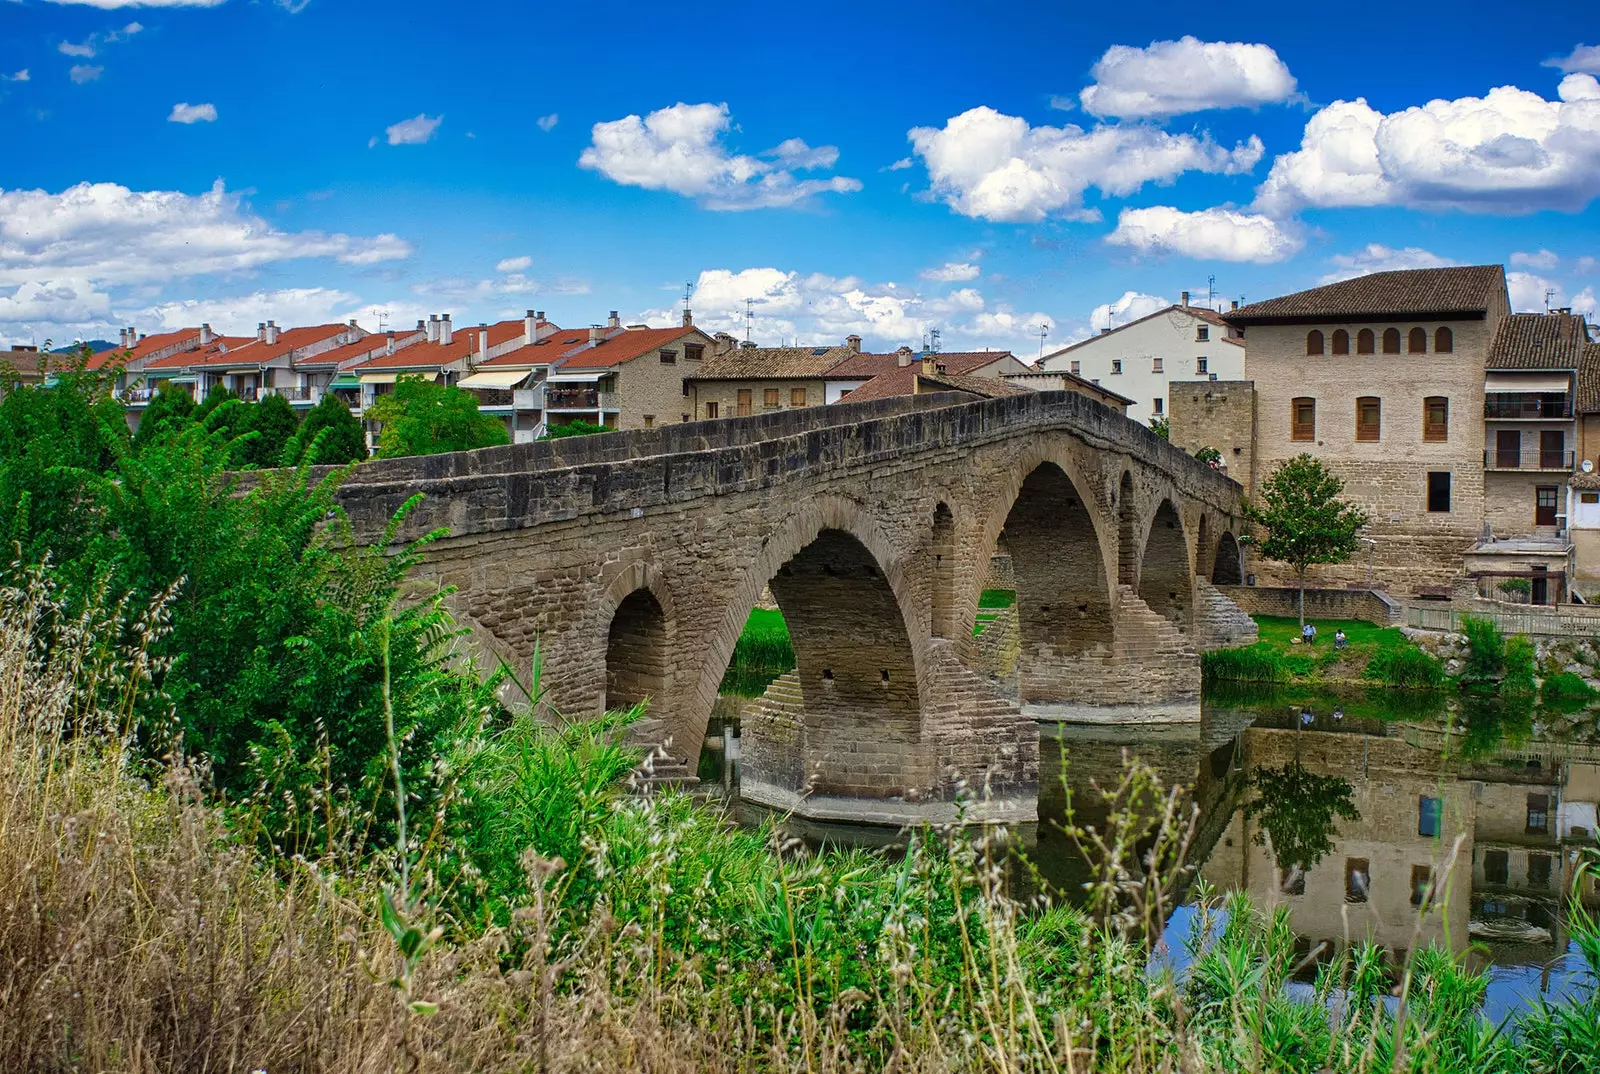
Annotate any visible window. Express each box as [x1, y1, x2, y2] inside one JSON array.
[[1356, 396, 1381, 441], [1428, 472, 1452, 513], [1112, 359, 1123, 374], [1345, 858, 1370, 903], [1382, 328, 1401, 354], [1435, 327, 1453, 353], [1292, 397, 1316, 441], [1357, 328, 1376, 354], [681, 413, 690, 423], [1152, 397, 1164, 416], [736, 388, 752, 416], [1152, 357, 1164, 373], [1536, 486, 1559, 527], [1332, 329, 1350, 355], [659, 349, 677, 365], [643, 414, 654, 427], [763, 388, 779, 408], [1424, 397, 1448, 442], [1197, 326, 1210, 342], [791, 387, 806, 407], [683, 344, 704, 362], [1196, 357, 1208, 374], [1306, 330, 1325, 355], [704, 401, 719, 419], [1070, 360, 1081, 375], [1419, 796, 1442, 837], [1410, 865, 1434, 907], [1526, 793, 1549, 834], [1408, 327, 1427, 354], [1529, 853, 1552, 888], [1585, 492, 1600, 505], [1485, 849, 1509, 884]]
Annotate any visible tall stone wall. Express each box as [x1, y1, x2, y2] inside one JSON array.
[[1169, 380, 1256, 489]]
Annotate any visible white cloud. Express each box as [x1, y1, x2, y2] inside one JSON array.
[[1079, 36, 1298, 118], [1572, 286, 1597, 319], [69, 65, 103, 84], [168, 101, 217, 124], [139, 287, 363, 334], [41, 0, 224, 6], [0, 278, 113, 325], [884, 157, 913, 171], [277, 0, 312, 12], [1105, 205, 1301, 262], [3, 70, 27, 82], [1256, 80, 1600, 216], [920, 261, 980, 282], [0, 180, 412, 287], [1579, 256, 1598, 274], [495, 256, 532, 272], [1510, 248, 1559, 269], [536, 113, 558, 132], [908, 106, 1263, 223], [1546, 44, 1600, 75], [383, 113, 442, 146], [59, 40, 97, 58], [1089, 290, 1168, 333], [1508, 270, 1560, 312], [579, 102, 862, 210], [1321, 243, 1457, 282]]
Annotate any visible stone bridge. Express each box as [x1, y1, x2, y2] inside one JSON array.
[[334, 390, 1257, 825]]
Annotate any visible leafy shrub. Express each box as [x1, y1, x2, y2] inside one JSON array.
[[1362, 645, 1447, 688], [1460, 616, 1506, 684], [1202, 645, 1290, 683], [367, 375, 509, 458], [542, 419, 610, 440], [1502, 634, 1537, 694], [1498, 577, 1531, 596], [1542, 670, 1597, 701]]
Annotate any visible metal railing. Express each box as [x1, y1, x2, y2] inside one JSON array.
[[265, 385, 316, 403], [117, 387, 158, 404], [545, 388, 616, 410], [1484, 397, 1573, 420], [1483, 450, 1574, 471]]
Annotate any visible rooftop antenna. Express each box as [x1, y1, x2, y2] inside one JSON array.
[[374, 307, 389, 332], [1545, 288, 1558, 313], [744, 297, 754, 343], [930, 327, 941, 354], [1207, 274, 1217, 311], [1032, 321, 1049, 361]]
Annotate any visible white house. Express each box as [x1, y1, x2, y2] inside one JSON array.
[[1038, 294, 1246, 426]]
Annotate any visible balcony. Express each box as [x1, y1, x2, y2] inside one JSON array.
[[546, 387, 617, 411], [1484, 396, 1573, 420], [265, 385, 318, 404], [470, 385, 546, 410], [1484, 450, 1575, 472], [118, 387, 158, 404]]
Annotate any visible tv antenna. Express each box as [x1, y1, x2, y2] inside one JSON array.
[[1032, 321, 1049, 360], [744, 297, 754, 342], [373, 307, 389, 332], [1207, 274, 1216, 310], [1545, 288, 1558, 312], [929, 327, 941, 354]]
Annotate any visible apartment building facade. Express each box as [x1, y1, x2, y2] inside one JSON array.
[[1037, 295, 1246, 426]]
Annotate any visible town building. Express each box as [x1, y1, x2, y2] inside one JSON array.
[[822, 341, 1028, 403], [686, 343, 856, 419], [1036, 293, 1246, 426], [541, 315, 712, 430], [143, 320, 359, 406], [999, 368, 1135, 414], [833, 353, 1036, 404], [1567, 341, 1600, 596]]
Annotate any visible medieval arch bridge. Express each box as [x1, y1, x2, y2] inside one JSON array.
[[334, 391, 1257, 825]]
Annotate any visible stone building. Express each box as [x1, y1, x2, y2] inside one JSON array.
[[1204, 266, 1515, 596], [685, 343, 856, 420], [1036, 294, 1246, 426], [1001, 368, 1135, 414], [823, 344, 1029, 403], [540, 315, 714, 431], [1565, 342, 1600, 594]]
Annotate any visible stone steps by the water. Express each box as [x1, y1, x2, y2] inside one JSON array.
[[1193, 579, 1259, 650]]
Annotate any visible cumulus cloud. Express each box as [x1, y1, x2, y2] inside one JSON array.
[[0, 180, 412, 287], [138, 287, 364, 334], [579, 102, 862, 210], [1546, 44, 1600, 75], [1256, 79, 1600, 216], [0, 278, 113, 325], [168, 101, 217, 124], [1105, 205, 1301, 262], [1089, 290, 1168, 333], [920, 261, 980, 282], [1579, 256, 1598, 274], [4, 70, 27, 82], [1321, 243, 1458, 282], [381, 113, 442, 146], [1079, 36, 1298, 118], [495, 256, 532, 272], [59, 40, 97, 58], [908, 106, 1263, 223], [1573, 286, 1597, 319], [1510, 248, 1560, 269], [69, 65, 103, 84], [884, 157, 913, 171], [536, 113, 558, 132], [1508, 270, 1561, 312]]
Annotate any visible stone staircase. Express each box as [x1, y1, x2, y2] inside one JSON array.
[[738, 670, 808, 793], [1192, 579, 1259, 651], [1115, 585, 1198, 660], [926, 640, 1036, 793]]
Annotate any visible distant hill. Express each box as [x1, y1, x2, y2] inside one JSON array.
[[50, 340, 118, 354]]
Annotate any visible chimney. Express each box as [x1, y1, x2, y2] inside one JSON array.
[[1100, 328, 1112, 335], [257, 321, 267, 342], [346, 318, 358, 342], [1181, 291, 1190, 308], [525, 309, 539, 344], [427, 315, 439, 343], [265, 320, 279, 345], [920, 353, 937, 376], [896, 346, 914, 367], [589, 325, 603, 346], [439, 313, 453, 346], [478, 327, 489, 359], [385, 330, 396, 356], [1230, 299, 1239, 311], [118, 328, 128, 349], [739, 339, 757, 350], [608, 309, 621, 329], [713, 331, 737, 355], [682, 307, 693, 328], [846, 334, 862, 353], [200, 323, 213, 346]]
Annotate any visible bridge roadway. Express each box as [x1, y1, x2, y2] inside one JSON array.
[[333, 389, 1258, 825]]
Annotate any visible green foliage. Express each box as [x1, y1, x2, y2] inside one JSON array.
[[541, 418, 610, 440], [718, 607, 794, 696], [1148, 415, 1170, 439], [978, 588, 1015, 608], [1361, 645, 1447, 688], [1243, 454, 1371, 623], [1245, 760, 1360, 874], [1202, 644, 1291, 683], [1502, 634, 1537, 694], [1542, 670, 1597, 701], [368, 375, 510, 458], [239, 391, 301, 468], [132, 381, 196, 450], [1460, 616, 1506, 684], [1193, 445, 1222, 465], [1498, 577, 1532, 596], [283, 391, 368, 466]]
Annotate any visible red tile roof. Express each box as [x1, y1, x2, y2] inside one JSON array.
[[86, 327, 203, 370], [553, 326, 708, 370], [144, 336, 255, 370], [837, 362, 1031, 403], [352, 320, 530, 371], [476, 324, 566, 368], [300, 330, 426, 370], [826, 349, 1019, 379]]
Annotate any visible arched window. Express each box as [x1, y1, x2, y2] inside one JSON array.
[[1408, 327, 1427, 353], [1382, 328, 1401, 354], [1306, 330, 1325, 355], [1331, 329, 1350, 355], [1356, 396, 1381, 442], [1357, 329, 1375, 354], [1435, 326, 1453, 353]]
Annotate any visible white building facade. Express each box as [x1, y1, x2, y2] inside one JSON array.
[[1038, 301, 1246, 426]]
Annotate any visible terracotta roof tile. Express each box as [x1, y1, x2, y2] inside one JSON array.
[[920, 372, 1033, 399], [352, 320, 529, 371], [1486, 312, 1587, 371], [86, 327, 202, 369], [144, 336, 255, 369], [835, 363, 1030, 403], [1224, 266, 1506, 325], [300, 330, 427, 370], [1576, 342, 1600, 414], [690, 345, 856, 380], [554, 326, 708, 370], [827, 350, 1017, 379]]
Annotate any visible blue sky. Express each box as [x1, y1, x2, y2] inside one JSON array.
[[2, 0, 1598, 354]]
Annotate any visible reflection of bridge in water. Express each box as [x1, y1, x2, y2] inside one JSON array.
[[334, 391, 1258, 825]]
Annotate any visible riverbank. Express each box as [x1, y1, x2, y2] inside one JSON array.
[[1203, 614, 1449, 687]]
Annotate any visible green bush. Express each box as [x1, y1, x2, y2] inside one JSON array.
[[1202, 645, 1290, 683], [542, 419, 610, 440], [1498, 577, 1532, 596], [1362, 645, 1447, 688], [1542, 670, 1597, 701], [1460, 616, 1506, 684], [1502, 634, 1537, 694]]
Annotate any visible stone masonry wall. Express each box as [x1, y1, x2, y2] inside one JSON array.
[[1217, 584, 1403, 625]]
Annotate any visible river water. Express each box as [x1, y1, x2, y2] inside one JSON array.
[[702, 684, 1600, 1021]]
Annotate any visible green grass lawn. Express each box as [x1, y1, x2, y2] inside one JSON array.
[[1207, 615, 1434, 686]]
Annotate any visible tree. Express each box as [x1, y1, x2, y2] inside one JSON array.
[[1246, 760, 1360, 878], [1243, 453, 1370, 628], [283, 391, 368, 466], [1148, 416, 1170, 439], [239, 392, 301, 469], [133, 381, 196, 451], [367, 375, 509, 459], [541, 419, 609, 440]]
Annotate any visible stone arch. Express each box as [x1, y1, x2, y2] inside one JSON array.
[[1138, 499, 1192, 630], [929, 501, 957, 639], [1213, 531, 1243, 585], [598, 562, 676, 716], [1117, 470, 1139, 588], [1195, 513, 1213, 582]]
